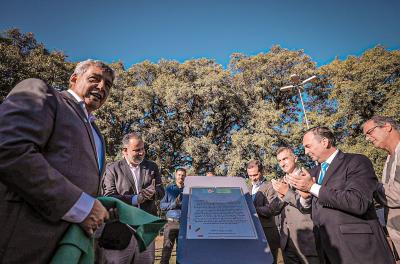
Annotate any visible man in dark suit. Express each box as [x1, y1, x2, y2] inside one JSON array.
[[101, 132, 165, 264], [272, 147, 319, 264], [287, 126, 395, 264], [247, 160, 282, 264], [0, 59, 114, 263]]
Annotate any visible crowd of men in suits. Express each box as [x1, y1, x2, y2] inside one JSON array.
[[0, 59, 398, 264], [248, 122, 400, 264]]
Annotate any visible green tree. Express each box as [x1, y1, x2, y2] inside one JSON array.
[[317, 46, 400, 175], [0, 28, 73, 102], [97, 59, 245, 177], [226, 45, 318, 178]]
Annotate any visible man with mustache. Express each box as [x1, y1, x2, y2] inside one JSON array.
[[101, 132, 165, 264], [0, 59, 113, 263]]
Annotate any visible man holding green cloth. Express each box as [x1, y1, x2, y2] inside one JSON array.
[[51, 196, 166, 264]]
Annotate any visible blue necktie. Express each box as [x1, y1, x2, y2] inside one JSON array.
[[80, 102, 103, 173], [318, 162, 329, 184]]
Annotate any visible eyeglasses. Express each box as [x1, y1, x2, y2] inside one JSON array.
[[364, 125, 381, 137]]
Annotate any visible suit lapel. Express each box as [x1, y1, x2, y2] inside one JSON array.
[[61, 91, 99, 169], [321, 150, 344, 186], [139, 161, 148, 189], [121, 159, 138, 193]]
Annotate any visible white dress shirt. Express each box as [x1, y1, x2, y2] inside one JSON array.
[[309, 149, 339, 197]]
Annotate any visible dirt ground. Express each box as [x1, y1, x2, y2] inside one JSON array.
[[154, 235, 176, 264]]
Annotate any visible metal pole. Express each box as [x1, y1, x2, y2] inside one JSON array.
[[296, 86, 310, 129]]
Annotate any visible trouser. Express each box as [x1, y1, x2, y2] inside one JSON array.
[[100, 235, 155, 264], [283, 236, 320, 264], [160, 221, 180, 264], [263, 226, 280, 264]]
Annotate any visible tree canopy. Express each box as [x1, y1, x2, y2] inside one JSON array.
[[1, 28, 398, 180]]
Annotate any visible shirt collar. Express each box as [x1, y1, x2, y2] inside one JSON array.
[[324, 149, 339, 165], [252, 179, 264, 187], [67, 89, 83, 103], [67, 89, 90, 118], [125, 158, 141, 169]]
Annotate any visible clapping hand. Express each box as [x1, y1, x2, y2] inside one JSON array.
[[271, 179, 289, 198], [286, 167, 314, 193], [138, 179, 156, 204], [175, 194, 182, 206]]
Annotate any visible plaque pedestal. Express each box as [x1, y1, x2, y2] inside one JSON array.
[[177, 176, 274, 264]]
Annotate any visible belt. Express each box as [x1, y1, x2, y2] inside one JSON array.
[[167, 218, 180, 222]]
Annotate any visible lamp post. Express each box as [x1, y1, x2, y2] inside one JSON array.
[[280, 74, 317, 129]]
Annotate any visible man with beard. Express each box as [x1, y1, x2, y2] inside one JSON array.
[[160, 168, 186, 264], [272, 147, 319, 264], [0, 59, 113, 263], [101, 132, 165, 264]]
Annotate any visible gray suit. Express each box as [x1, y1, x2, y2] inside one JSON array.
[[102, 158, 164, 215], [100, 158, 164, 263], [375, 142, 400, 257], [280, 188, 319, 264], [0, 79, 105, 263]]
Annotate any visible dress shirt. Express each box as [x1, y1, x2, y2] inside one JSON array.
[[251, 180, 264, 200], [310, 149, 339, 197], [67, 90, 103, 171], [126, 160, 142, 206], [62, 89, 103, 223]]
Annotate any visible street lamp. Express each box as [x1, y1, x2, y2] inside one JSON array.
[[280, 74, 317, 129]]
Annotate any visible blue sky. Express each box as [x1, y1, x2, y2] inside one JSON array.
[[1, 0, 399, 68]]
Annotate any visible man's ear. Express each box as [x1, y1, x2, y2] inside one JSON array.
[[322, 137, 330, 148], [383, 123, 393, 133], [294, 155, 298, 163], [69, 74, 77, 87]]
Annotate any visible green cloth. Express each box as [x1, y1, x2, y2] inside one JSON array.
[[50, 196, 167, 264]]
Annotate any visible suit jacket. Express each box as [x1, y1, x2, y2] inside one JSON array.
[[102, 158, 164, 215], [0, 79, 105, 263], [280, 188, 318, 258], [101, 158, 164, 249], [251, 180, 282, 255], [309, 151, 395, 264], [252, 181, 283, 228]]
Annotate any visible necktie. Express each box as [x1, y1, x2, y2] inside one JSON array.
[[79, 102, 103, 173], [318, 162, 329, 184]]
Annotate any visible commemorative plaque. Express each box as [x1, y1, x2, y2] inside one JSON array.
[[187, 187, 257, 239], [177, 176, 273, 264]]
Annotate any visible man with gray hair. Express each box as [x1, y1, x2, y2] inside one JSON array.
[[101, 132, 165, 264], [0, 59, 114, 263], [363, 116, 400, 260]]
